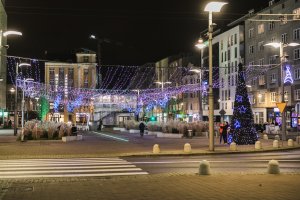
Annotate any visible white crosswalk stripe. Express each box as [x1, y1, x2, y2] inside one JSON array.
[[0, 158, 148, 178]]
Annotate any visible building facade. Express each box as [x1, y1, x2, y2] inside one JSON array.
[[245, 0, 300, 128], [0, 0, 7, 123], [45, 50, 97, 124]]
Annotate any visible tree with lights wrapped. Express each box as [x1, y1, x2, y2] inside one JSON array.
[[38, 96, 50, 121], [228, 63, 258, 145]]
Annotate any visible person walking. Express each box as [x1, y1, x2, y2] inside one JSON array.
[[219, 122, 224, 144], [222, 121, 229, 144], [139, 121, 146, 137], [98, 119, 103, 131]]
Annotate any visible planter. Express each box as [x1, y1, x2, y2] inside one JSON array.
[[147, 131, 161, 136], [120, 128, 127, 132], [62, 135, 83, 142], [156, 132, 183, 138], [113, 127, 122, 131], [129, 129, 140, 134]]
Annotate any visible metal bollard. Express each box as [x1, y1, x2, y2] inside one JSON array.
[[184, 143, 192, 153], [263, 134, 268, 140], [268, 160, 280, 174], [288, 139, 294, 147], [153, 144, 160, 154], [275, 135, 280, 141], [229, 142, 237, 151], [199, 160, 211, 175], [255, 141, 262, 150]]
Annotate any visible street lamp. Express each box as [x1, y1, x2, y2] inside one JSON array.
[[21, 78, 34, 141], [265, 42, 300, 141], [89, 34, 102, 89], [14, 62, 30, 136], [204, 1, 227, 151]]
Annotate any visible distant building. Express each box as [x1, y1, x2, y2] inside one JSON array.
[[45, 49, 97, 124]]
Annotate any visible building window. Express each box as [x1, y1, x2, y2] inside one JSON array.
[[295, 48, 300, 60], [281, 33, 288, 44], [280, 14, 287, 25], [270, 92, 277, 102], [293, 8, 300, 20], [295, 89, 300, 100], [228, 49, 231, 61], [190, 103, 193, 110], [83, 56, 89, 62], [231, 75, 234, 86], [221, 90, 224, 101], [228, 90, 231, 100], [249, 45, 254, 54], [258, 41, 264, 51], [268, 21, 275, 30], [234, 47, 238, 58], [68, 68, 74, 87], [231, 35, 234, 46], [228, 63, 231, 74], [259, 58, 264, 66], [282, 3, 285, 9], [221, 40, 223, 50], [221, 78, 224, 88], [49, 68, 55, 85], [270, 73, 276, 83], [221, 52, 223, 62], [228, 76, 231, 87], [258, 24, 265, 34], [293, 28, 300, 40], [225, 51, 227, 62], [84, 69, 89, 88], [248, 28, 254, 38], [295, 68, 300, 80], [59, 68, 64, 86], [258, 93, 265, 103], [248, 95, 255, 104], [234, 34, 237, 44], [284, 91, 289, 102], [269, 55, 277, 65], [259, 75, 265, 85]]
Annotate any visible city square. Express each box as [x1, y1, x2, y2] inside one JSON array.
[[0, 0, 300, 199]]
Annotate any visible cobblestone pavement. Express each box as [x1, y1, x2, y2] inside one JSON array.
[[0, 130, 299, 159], [0, 174, 299, 200]]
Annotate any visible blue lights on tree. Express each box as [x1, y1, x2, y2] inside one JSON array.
[[53, 94, 62, 112], [229, 63, 258, 145]]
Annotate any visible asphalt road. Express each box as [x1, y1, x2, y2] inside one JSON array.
[[125, 149, 300, 174]]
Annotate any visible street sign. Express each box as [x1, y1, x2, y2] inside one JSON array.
[[276, 102, 286, 113]]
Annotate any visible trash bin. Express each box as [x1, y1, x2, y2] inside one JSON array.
[[188, 129, 193, 138]]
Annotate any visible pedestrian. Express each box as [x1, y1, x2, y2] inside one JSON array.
[[219, 122, 224, 144], [139, 121, 146, 137], [222, 121, 229, 144], [8, 120, 12, 128], [98, 119, 103, 131]]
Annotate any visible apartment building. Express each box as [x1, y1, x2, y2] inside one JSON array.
[[245, 0, 300, 128]]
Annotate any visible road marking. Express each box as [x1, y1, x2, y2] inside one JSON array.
[[131, 160, 300, 164], [0, 158, 148, 179], [93, 131, 129, 142]]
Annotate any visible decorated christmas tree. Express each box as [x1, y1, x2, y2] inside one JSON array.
[[228, 63, 258, 145]]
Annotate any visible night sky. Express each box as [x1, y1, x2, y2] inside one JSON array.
[[5, 0, 272, 65]]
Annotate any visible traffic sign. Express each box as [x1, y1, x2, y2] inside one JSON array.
[[276, 102, 286, 113]]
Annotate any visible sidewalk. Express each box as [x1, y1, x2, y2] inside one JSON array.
[[1, 173, 299, 200], [0, 129, 299, 159]]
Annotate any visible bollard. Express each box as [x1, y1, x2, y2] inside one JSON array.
[[273, 140, 279, 148], [263, 134, 268, 140], [268, 160, 280, 174], [153, 144, 160, 154], [229, 142, 237, 151], [275, 135, 280, 141], [255, 141, 262, 150], [199, 160, 211, 175], [184, 143, 192, 153], [287, 139, 294, 147]]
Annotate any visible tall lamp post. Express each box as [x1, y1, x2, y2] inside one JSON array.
[[21, 78, 34, 141], [265, 42, 300, 141], [14, 62, 30, 136], [204, 2, 227, 151]]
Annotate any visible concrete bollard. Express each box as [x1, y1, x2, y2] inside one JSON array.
[[268, 160, 280, 174], [153, 144, 160, 154], [229, 142, 237, 151], [263, 134, 268, 140], [273, 140, 279, 148], [288, 139, 294, 147], [199, 160, 211, 175], [184, 143, 192, 153], [255, 141, 262, 150], [275, 135, 280, 141]]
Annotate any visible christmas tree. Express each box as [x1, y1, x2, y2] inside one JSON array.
[[228, 63, 258, 145]]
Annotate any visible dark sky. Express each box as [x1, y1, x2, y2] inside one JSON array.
[[5, 0, 272, 65]]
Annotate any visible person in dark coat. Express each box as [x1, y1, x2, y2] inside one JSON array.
[[222, 121, 229, 144], [139, 122, 146, 137], [98, 119, 103, 131]]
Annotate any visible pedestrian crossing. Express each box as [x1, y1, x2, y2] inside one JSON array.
[[0, 157, 148, 179]]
